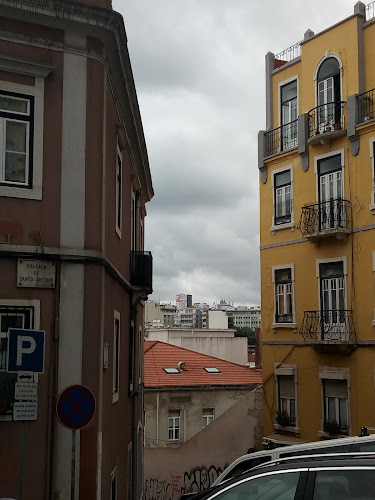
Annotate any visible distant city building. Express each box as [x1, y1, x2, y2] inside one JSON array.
[[187, 294, 193, 307], [176, 293, 188, 310], [227, 306, 261, 330]]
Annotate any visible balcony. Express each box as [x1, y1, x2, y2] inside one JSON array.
[[299, 310, 356, 353], [264, 120, 298, 157], [131, 251, 153, 293], [308, 102, 347, 145], [357, 88, 375, 124], [297, 199, 351, 242], [273, 42, 301, 70]]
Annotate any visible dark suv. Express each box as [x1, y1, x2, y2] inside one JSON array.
[[181, 454, 375, 500]]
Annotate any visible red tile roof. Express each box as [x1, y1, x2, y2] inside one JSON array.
[[144, 341, 262, 388]]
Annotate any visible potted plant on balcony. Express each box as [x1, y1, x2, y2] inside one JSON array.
[[333, 122, 342, 131], [276, 410, 291, 426], [324, 419, 342, 435]]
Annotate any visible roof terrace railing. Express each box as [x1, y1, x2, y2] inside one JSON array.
[[273, 42, 302, 69], [365, 1, 375, 21]]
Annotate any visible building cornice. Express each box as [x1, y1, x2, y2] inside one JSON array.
[[144, 383, 262, 392], [0, 0, 154, 202]]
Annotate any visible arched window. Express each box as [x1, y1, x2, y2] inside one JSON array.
[[316, 57, 341, 130]]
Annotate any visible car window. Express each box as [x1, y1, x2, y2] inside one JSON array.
[[350, 440, 375, 452], [212, 471, 301, 500], [312, 469, 375, 500], [279, 444, 350, 458], [224, 456, 273, 481]]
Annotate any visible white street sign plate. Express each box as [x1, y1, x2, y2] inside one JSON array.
[[17, 372, 35, 383], [13, 402, 38, 421], [14, 382, 38, 401], [17, 259, 56, 288]]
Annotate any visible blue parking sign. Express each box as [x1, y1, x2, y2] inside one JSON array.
[[7, 329, 45, 373]]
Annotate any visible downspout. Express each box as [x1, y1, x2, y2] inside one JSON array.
[[156, 392, 159, 444]]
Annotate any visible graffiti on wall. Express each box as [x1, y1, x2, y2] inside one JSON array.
[[180, 464, 225, 494], [144, 478, 173, 500], [145, 463, 228, 500]]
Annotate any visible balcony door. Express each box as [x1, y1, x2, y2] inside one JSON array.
[[320, 262, 346, 340], [281, 80, 297, 150], [318, 155, 345, 231], [316, 57, 340, 131]]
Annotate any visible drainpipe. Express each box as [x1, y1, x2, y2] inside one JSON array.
[[156, 392, 159, 444]]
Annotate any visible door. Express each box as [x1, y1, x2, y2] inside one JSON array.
[[319, 169, 344, 231], [281, 80, 297, 150], [318, 77, 335, 131], [320, 263, 346, 340]]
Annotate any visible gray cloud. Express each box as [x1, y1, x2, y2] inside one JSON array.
[[114, 0, 356, 306]]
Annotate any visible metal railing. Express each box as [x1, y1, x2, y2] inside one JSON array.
[[299, 310, 356, 342], [308, 101, 346, 138], [297, 199, 351, 236], [131, 250, 153, 290], [357, 88, 375, 123], [264, 120, 298, 157], [273, 42, 302, 69], [366, 1, 375, 21]]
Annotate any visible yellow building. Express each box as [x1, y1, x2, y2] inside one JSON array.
[[259, 1, 375, 446]]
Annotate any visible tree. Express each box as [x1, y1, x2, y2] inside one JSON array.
[[234, 326, 255, 345]]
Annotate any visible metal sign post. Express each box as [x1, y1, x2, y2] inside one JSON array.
[[56, 385, 96, 500]]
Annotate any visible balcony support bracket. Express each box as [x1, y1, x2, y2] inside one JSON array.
[[349, 134, 360, 156]]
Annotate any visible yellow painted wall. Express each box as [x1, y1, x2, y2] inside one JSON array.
[[261, 12, 375, 443]]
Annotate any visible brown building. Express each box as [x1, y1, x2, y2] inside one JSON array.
[[0, 0, 153, 499]]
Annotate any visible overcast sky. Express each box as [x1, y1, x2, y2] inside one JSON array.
[[113, 0, 359, 307]]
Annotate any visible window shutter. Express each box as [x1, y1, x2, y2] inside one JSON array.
[[324, 379, 347, 398], [279, 375, 295, 399]]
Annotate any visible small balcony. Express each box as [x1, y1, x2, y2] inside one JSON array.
[[308, 102, 347, 145], [131, 251, 153, 293], [297, 199, 351, 242], [357, 88, 375, 124], [299, 310, 356, 353], [264, 120, 298, 157]]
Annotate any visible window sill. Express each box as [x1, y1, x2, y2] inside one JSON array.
[[318, 430, 349, 439], [0, 184, 42, 200], [274, 423, 300, 434], [272, 323, 297, 332], [372, 320, 375, 326], [270, 222, 295, 234], [370, 204, 375, 215]]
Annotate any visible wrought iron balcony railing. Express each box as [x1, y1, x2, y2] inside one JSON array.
[[357, 88, 375, 123], [297, 199, 351, 237], [264, 120, 298, 157], [131, 251, 153, 291], [299, 310, 356, 342], [273, 42, 302, 69], [308, 101, 346, 139]]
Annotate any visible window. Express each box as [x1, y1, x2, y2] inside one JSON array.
[[110, 467, 117, 500], [131, 190, 137, 251], [274, 170, 292, 225], [280, 80, 297, 150], [323, 379, 348, 434], [317, 154, 346, 231], [113, 311, 120, 402], [204, 367, 221, 373], [223, 455, 273, 482], [316, 56, 341, 131], [274, 268, 293, 323], [115, 143, 122, 236], [168, 410, 180, 440], [0, 300, 39, 417], [319, 261, 346, 339], [312, 470, 375, 499], [0, 91, 33, 188], [164, 368, 180, 374], [277, 375, 296, 426], [202, 408, 215, 428], [129, 321, 135, 393]]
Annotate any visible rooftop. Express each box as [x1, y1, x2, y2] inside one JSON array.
[[144, 340, 262, 388]]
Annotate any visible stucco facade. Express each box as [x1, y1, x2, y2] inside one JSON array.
[[259, 2, 375, 445], [0, 1, 153, 499]]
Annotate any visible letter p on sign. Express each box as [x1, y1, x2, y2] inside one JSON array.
[[7, 329, 45, 373], [17, 336, 37, 366]]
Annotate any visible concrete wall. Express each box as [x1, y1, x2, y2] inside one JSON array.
[[180, 337, 248, 365], [144, 387, 263, 499], [207, 310, 228, 329]]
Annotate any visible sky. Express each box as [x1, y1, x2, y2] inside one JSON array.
[[113, 0, 359, 307]]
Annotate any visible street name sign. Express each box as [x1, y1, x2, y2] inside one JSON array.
[[7, 329, 45, 373], [17, 259, 56, 288]]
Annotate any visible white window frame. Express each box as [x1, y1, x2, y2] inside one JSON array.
[[270, 165, 295, 232], [202, 408, 215, 428], [313, 52, 343, 107], [316, 256, 348, 312], [278, 75, 299, 127], [110, 466, 117, 500], [168, 410, 181, 441], [319, 366, 350, 437], [131, 190, 137, 251], [369, 137, 375, 214], [274, 365, 299, 433], [112, 310, 120, 403], [115, 142, 122, 238], [314, 148, 345, 202], [0, 80, 44, 200], [271, 264, 296, 330]]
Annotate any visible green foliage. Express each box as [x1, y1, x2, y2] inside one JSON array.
[[234, 326, 255, 344]]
